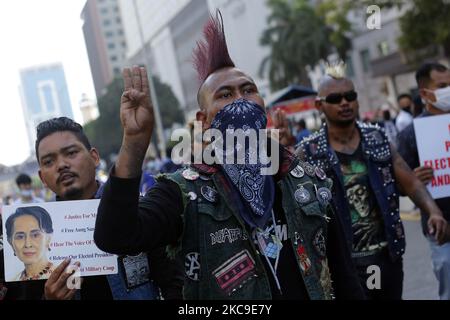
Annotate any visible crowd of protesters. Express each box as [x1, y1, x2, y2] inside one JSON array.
[[1, 13, 449, 301]]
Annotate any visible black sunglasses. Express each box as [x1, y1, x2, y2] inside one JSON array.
[[319, 90, 358, 104]]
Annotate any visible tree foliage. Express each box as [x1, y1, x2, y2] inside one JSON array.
[[260, 0, 447, 91], [398, 0, 450, 60], [260, 0, 332, 91]]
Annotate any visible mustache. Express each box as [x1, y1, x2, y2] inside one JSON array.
[[57, 171, 78, 184]]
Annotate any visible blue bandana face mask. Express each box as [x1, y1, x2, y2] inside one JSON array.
[[211, 98, 275, 229]]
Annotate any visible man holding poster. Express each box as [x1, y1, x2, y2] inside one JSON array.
[[33, 117, 183, 300], [1, 117, 182, 300], [398, 62, 450, 300]]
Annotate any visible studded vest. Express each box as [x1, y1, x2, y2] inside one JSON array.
[[159, 156, 335, 300], [298, 122, 406, 261]]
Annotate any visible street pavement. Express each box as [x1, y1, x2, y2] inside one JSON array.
[[402, 213, 439, 300]]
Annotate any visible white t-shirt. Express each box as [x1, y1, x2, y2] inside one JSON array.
[[396, 110, 413, 133]]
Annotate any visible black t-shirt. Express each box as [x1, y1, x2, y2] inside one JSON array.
[[335, 144, 387, 257]]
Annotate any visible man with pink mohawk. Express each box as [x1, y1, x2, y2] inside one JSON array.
[[95, 11, 364, 300]]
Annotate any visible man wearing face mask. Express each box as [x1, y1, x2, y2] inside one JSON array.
[[297, 62, 447, 300], [13, 174, 44, 205], [395, 94, 414, 133], [397, 62, 450, 300], [94, 12, 364, 300]]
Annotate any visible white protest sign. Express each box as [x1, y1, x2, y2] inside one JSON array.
[[414, 114, 450, 199], [1, 200, 117, 282]]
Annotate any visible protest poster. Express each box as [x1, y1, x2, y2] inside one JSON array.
[[414, 114, 450, 199], [1, 200, 117, 282]]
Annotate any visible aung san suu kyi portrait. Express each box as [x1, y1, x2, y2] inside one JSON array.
[[5, 206, 55, 281]]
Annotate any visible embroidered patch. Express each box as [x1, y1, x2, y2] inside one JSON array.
[[296, 245, 312, 274], [210, 228, 245, 246], [185, 252, 201, 281], [213, 250, 257, 295], [313, 228, 327, 258], [201, 186, 219, 203]]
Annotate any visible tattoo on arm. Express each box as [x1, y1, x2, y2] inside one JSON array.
[[116, 142, 147, 178]]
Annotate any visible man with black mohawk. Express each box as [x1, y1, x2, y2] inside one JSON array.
[[95, 12, 363, 300], [297, 62, 447, 300]]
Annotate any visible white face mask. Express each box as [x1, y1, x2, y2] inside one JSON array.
[[431, 86, 450, 112], [20, 190, 33, 197]]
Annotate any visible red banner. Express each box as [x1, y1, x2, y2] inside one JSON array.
[[267, 97, 316, 127]]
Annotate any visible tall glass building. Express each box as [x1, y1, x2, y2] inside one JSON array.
[[19, 63, 74, 155]]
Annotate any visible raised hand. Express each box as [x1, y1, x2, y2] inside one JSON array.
[[121, 66, 154, 141], [272, 109, 295, 146], [115, 66, 156, 178]]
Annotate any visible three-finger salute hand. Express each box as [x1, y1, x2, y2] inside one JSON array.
[[121, 66, 154, 140]]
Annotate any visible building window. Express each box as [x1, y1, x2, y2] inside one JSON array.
[[37, 81, 58, 114], [42, 85, 56, 112], [117, 29, 124, 36], [346, 56, 355, 78], [378, 41, 390, 57], [110, 55, 118, 62], [116, 17, 121, 24], [122, 41, 126, 48], [360, 49, 371, 72], [108, 43, 115, 49], [100, 7, 108, 14], [105, 31, 114, 38], [103, 19, 111, 27], [113, 67, 121, 75]]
